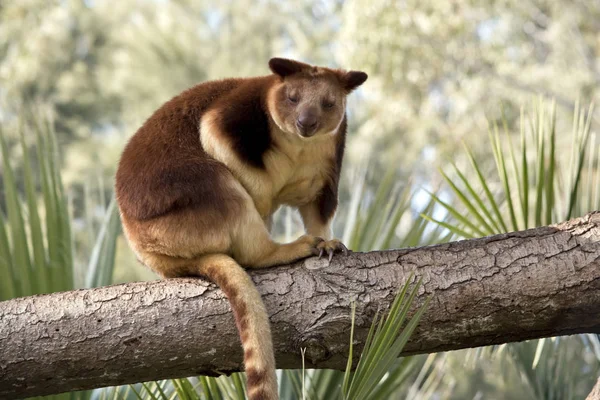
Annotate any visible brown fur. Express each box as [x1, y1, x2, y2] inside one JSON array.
[[115, 58, 367, 400]]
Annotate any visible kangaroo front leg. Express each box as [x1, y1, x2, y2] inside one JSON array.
[[299, 201, 348, 262], [232, 202, 323, 268]]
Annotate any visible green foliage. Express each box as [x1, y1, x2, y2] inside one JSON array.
[[114, 285, 426, 400], [0, 120, 120, 400], [340, 0, 600, 167], [0, 119, 119, 300], [342, 276, 430, 400], [503, 338, 598, 400], [9, 99, 598, 399], [0, 1, 121, 141], [116, 278, 428, 400], [3, 1, 600, 397], [0, 119, 431, 399], [2, 25, 598, 396], [426, 98, 595, 237], [424, 99, 600, 399], [340, 165, 450, 251], [263, 276, 429, 400], [6, 0, 600, 191], [0, 122, 74, 298]]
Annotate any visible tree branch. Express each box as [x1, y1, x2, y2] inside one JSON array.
[[587, 377, 600, 400], [2, 213, 600, 398]]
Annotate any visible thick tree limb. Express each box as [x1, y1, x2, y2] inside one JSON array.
[[2, 213, 600, 398]]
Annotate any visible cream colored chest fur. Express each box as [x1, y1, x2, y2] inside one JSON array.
[[200, 111, 335, 218], [267, 135, 334, 208]]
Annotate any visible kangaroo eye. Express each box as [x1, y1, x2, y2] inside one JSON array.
[[288, 94, 299, 104]]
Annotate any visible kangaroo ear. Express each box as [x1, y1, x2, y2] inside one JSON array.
[[342, 70, 368, 92], [269, 58, 310, 78]]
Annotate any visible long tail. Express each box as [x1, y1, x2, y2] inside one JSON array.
[[196, 254, 278, 400]]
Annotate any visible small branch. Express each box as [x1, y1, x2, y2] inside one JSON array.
[[2, 212, 600, 398]]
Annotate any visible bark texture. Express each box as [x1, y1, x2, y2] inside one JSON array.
[[2, 213, 600, 398], [587, 377, 600, 400]]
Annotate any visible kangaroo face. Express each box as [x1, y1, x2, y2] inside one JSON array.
[[267, 58, 367, 139]]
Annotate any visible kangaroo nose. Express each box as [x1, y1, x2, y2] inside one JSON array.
[[297, 114, 317, 129]]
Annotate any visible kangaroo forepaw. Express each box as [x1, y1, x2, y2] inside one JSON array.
[[316, 239, 349, 264]]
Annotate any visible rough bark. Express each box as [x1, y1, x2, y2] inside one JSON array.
[[588, 377, 600, 400], [2, 213, 600, 398]]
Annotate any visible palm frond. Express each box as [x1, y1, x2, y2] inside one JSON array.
[[1, 115, 119, 400], [423, 98, 599, 400], [343, 274, 430, 400]]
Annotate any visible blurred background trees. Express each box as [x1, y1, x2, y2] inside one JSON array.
[[4, 0, 599, 179], [2, 0, 600, 398]]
